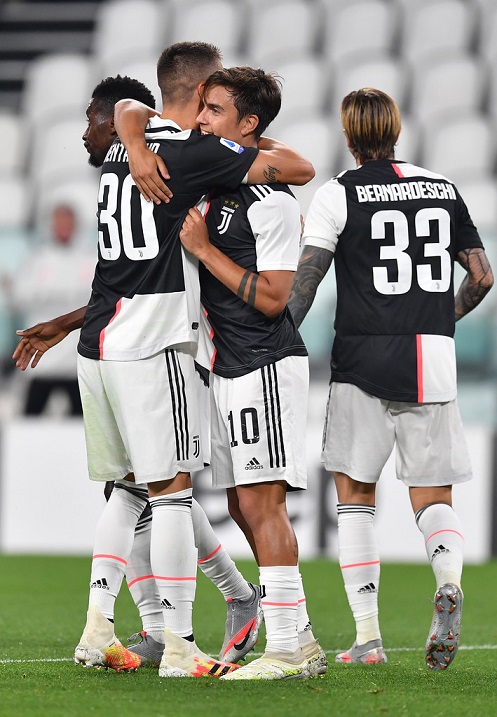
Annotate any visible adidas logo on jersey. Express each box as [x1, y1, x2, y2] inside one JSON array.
[[358, 582, 377, 594], [161, 598, 175, 610], [90, 578, 109, 590], [431, 544, 450, 560], [245, 457, 264, 470]]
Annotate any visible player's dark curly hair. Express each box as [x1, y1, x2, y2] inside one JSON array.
[[91, 75, 156, 114], [203, 67, 282, 139], [157, 41, 222, 105]]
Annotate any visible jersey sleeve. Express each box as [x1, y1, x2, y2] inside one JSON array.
[[247, 190, 301, 271], [453, 188, 484, 252], [181, 134, 259, 193], [302, 178, 347, 253]]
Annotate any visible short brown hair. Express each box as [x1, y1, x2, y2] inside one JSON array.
[[341, 88, 401, 162], [157, 41, 222, 105]]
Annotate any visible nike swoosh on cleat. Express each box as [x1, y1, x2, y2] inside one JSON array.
[[233, 618, 257, 651]]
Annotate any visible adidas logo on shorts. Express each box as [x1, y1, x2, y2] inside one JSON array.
[[245, 457, 264, 470]]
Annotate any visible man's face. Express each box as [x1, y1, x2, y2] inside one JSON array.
[[82, 100, 115, 167], [196, 85, 245, 145]]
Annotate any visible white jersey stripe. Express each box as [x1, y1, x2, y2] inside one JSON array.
[[249, 184, 273, 201]]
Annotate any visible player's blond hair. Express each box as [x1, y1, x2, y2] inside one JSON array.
[[341, 88, 401, 162]]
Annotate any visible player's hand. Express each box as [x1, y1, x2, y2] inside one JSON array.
[[127, 144, 173, 204], [180, 207, 210, 258], [12, 321, 69, 370]]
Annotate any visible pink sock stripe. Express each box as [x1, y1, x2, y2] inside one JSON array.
[[127, 574, 155, 588], [154, 575, 196, 582], [426, 528, 464, 543], [340, 560, 380, 570], [197, 544, 222, 564], [93, 553, 127, 565], [298, 598, 306, 604], [261, 600, 299, 607]]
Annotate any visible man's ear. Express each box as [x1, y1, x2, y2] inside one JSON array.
[[240, 114, 259, 138], [344, 132, 355, 152], [108, 115, 118, 137]]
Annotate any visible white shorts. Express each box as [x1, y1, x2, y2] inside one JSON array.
[[322, 382, 472, 487], [210, 355, 309, 490], [77, 350, 204, 484]]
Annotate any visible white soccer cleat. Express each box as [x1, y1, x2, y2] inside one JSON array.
[[74, 605, 141, 672], [301, 638, 328, 676], [219, 649, 310, 681], [158, 628, 240, 678]]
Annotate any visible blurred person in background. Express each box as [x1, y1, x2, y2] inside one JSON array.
[[288, 88, 493, 671], [9, 202, 94, 415]]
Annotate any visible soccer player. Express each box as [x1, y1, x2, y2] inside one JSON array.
[[14, 73, 263, 670], [288, 88, 493, 670], [15, 42, 314, 677], [119, 66, 326, 680]]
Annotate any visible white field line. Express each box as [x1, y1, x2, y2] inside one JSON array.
[[2, 645, 497, 665]]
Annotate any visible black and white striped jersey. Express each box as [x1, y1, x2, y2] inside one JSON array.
[[78, 116, 258, 361], [199, 183, 308, 378], [303, 159, 483, 402]]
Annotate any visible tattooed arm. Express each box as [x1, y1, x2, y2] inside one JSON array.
[[180, 207, 294, 317], [455, 247, 494, 321], [288, 245, 334, 328]]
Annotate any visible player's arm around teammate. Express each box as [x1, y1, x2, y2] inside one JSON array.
[[114, 96, 315, 202]]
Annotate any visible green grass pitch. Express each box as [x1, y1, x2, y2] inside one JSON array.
[[1, 555, 497, 717]]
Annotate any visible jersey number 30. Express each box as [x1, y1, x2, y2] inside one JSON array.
[[372, 207, 451, 294], [98, 173, 159, 260]]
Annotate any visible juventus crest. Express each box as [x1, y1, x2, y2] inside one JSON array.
[[217, 205, 236, 234]]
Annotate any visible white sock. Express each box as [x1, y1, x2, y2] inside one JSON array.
[[259, 565, 299, 654], [149, 489, 197, 639], [126, 521, 164, 640], [337, 504, 381, 645], [296, 571, 315, 646], [192, 498, 252, 601], [415, 502, 464, 589], [89, 480, 148, 620]]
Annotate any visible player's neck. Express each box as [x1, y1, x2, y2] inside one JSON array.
[[159, 104, 198, 131]]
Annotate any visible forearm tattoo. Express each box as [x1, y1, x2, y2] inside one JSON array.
[[237, 270, 259, 307], [455, 247, 494, 320], [288, 246, 334, 327]]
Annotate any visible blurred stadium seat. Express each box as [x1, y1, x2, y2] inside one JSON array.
[[321, 0, 399, 64], [410, 52, 488, 124], [420, 111, 495, 180], [0, 112, 24, 173], [168, 0, 247, 56], [246, 0, 320, 64], [92, 0, 166, 78], [399, 0, 476, 62], [20, 52, 94, 130]]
